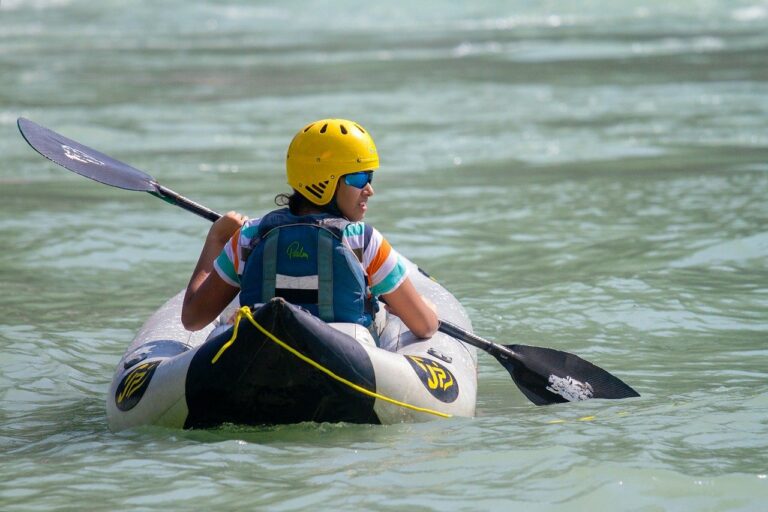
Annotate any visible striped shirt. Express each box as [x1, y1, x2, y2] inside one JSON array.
[[214, 217, 408, 297]]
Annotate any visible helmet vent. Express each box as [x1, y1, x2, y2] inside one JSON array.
[[305, 185, 323, 199], [320, 123, 328, 134], [303, 124, 314, 133], [354, 124, 365, 133], [340, 124, 348, 135], [305, 180, 329, 200]]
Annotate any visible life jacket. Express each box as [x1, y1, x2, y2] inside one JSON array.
[[239, 208, 376, 326]]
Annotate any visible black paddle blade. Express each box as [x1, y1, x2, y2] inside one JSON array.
[[497, 344, 640, 406], [17, 118, 156, 192]]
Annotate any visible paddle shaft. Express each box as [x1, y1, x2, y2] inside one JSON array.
[[151, 184, 222, 222], [438, 320, 513, 361]]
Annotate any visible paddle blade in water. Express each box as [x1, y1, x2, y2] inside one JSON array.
[[17, 117, 156, 192], [498, 344, 640, 406]]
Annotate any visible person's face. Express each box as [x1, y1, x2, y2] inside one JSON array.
[[336, 171, 374, 222]]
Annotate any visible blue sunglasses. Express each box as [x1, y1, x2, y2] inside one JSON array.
[[343, 171, 373, 189]]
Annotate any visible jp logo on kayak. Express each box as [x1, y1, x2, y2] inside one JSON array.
[[406, 356, 459, 403], [115, 360, 161, 411], [62, 144, 105, 166]]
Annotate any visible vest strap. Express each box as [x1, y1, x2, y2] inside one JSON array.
[[261, 230, 278, 301], [317, 229, 334, 322]]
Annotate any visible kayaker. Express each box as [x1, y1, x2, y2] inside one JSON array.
[[181, 118, 439, 338]]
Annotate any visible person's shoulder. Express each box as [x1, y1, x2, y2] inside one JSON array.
[[238, 217, 262, 239], [342, 221, 376, 241], [242, 217, 261, 228]]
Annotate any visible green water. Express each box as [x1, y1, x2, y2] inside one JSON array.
[[2, 1, 767, 510]]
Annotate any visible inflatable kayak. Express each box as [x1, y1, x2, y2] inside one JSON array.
[[106, 259, 478, 431]]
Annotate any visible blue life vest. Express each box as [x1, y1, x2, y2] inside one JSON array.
[[239, 208, 376, 326]]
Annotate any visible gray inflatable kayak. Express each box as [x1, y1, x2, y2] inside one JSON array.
[[106, 259, 477, 431]]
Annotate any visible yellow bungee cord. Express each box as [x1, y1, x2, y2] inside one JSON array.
[[212, 306, 451, 419]]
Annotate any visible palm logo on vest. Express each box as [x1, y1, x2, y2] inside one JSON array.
[[286, 240, 309, 260], [406, 355, 459, 403]]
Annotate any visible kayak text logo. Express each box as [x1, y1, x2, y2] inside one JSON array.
[[62, 144, 105, 166]]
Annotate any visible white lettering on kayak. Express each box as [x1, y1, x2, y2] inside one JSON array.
[[62, 145, 105, 166], [547, 375, 594, 401]]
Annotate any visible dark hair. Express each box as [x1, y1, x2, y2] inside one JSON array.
[[275, 190, 314, 215], [275, 189, 344, 217]]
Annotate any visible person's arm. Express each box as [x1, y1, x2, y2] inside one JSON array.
[[358, 225, 438, 338], [381, 277, 438, 338], [181, 211, 245, 331]]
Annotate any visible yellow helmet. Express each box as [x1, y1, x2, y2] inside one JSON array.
[[286, 119, 379, 205]]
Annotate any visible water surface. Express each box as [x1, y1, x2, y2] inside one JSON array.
[[1, 1, 767, 510]]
